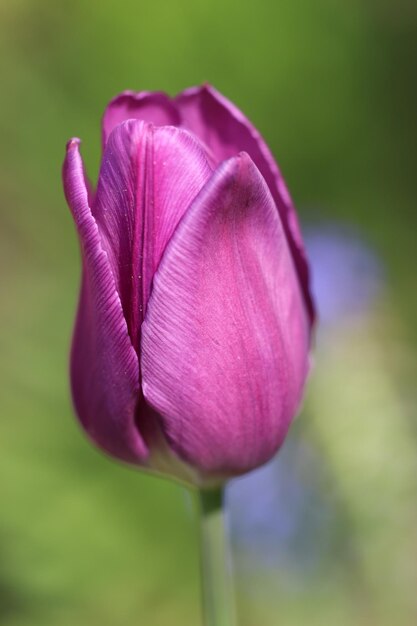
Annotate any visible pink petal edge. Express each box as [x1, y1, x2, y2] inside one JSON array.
[[102, 90, 180, 147]]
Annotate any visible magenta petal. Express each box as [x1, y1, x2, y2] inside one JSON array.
[[63, 139, 147, 463], [176, 84, 315, 324], [102, 90, 180, 147], [141, 153, 310, 475], [93, 120, 213, 352]]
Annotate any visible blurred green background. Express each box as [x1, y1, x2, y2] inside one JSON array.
[[0, 0, 416, 624]]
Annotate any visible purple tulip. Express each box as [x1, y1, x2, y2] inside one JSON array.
[[63, 84, 314, 486]]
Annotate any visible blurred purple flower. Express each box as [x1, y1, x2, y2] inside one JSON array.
[[228, 436, 334, 575], [305, 225, 382, 324], [63, 85, 313, 486]]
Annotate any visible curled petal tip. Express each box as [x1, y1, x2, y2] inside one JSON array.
[[66, 137, 81, 151]]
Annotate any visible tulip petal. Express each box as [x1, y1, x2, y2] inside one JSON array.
[[141, 153, 310, 475], [92, 120, 213, 353], [63, 139, 147, 463], [102, 90, 180, 147], [176, 84, 315, 324]]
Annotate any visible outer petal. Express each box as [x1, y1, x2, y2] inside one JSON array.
[[176, 84, 315, 324], [141, 153, 310, 475], [92, 120, 213, 353], [63, 139, 147, 463], [102, 91, 180, 147]]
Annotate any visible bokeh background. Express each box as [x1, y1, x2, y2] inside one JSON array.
[[1, 1, 416, 624]]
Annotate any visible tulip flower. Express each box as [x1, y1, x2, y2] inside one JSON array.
[[63, 84, 314, 488]]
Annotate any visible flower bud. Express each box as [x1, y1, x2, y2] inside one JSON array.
[[63, 85, 314, 486]]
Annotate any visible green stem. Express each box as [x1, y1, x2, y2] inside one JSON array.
[[198, 488, 237, 626]]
